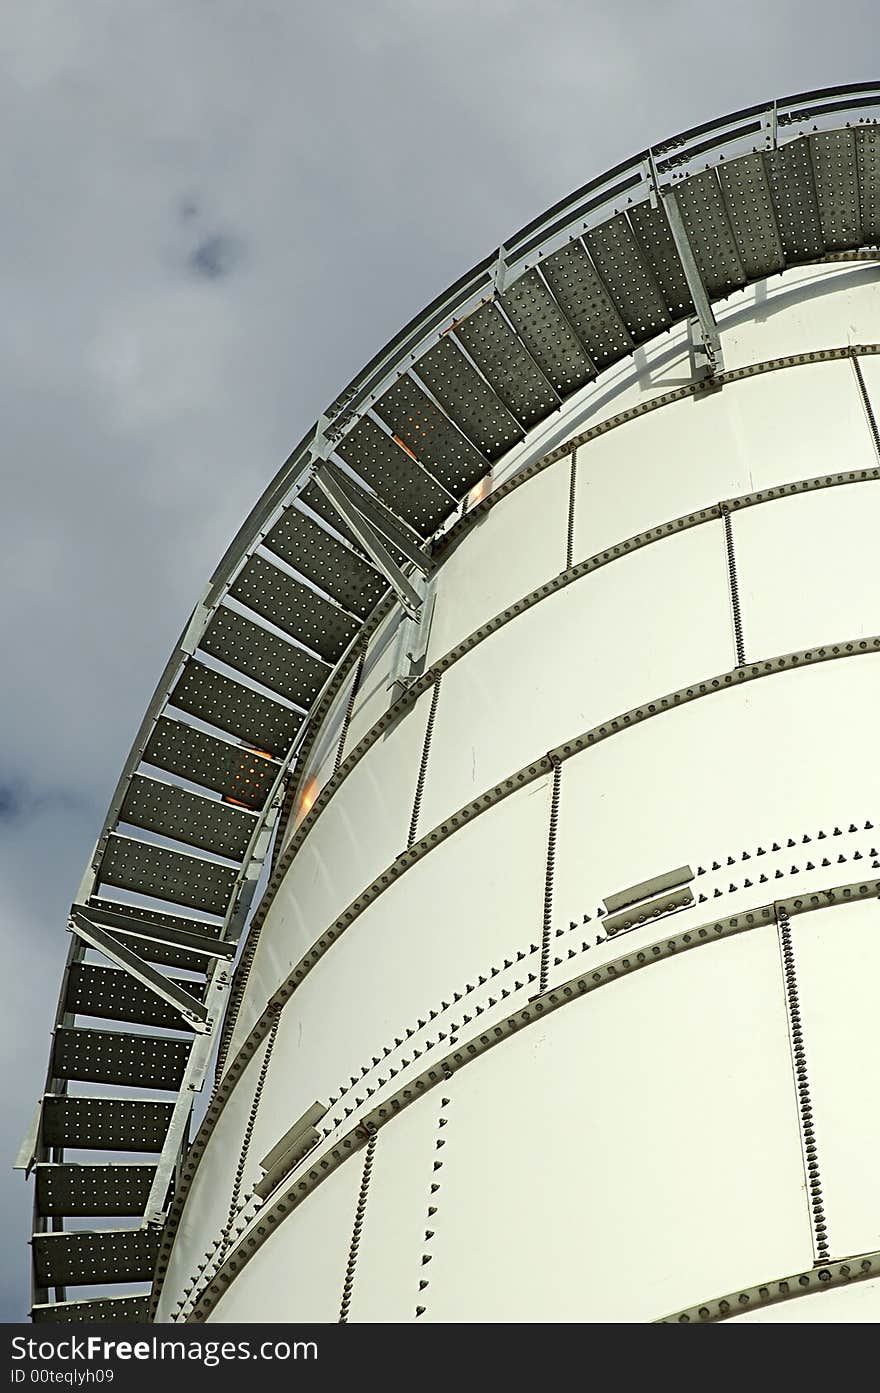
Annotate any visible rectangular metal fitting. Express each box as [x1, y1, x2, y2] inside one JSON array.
[[604, 864, 694, 915], [604, 886, 695, 937], [255, 1100, 327, 1198]]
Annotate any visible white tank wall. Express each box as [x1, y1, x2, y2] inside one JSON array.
[[156, 262, 880, 1324], [412, 929, 810, 1323], [227, 684, 436, 1058]]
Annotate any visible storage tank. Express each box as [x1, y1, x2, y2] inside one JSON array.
[[22, 85, 880, 1325]]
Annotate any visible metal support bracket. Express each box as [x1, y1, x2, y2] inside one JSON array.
[[387, 570, 437, 702], [223, 783, 284, 947], [313, 461, 429, 620], [255, 1101, 326, 1198], [73, 901, 236, 960], [492, 244, 512, 295], [68, 910, 210, 1032], [661, 188, 724, 378], [142, 964, 230, 1228], [763, 100, 779, 151]]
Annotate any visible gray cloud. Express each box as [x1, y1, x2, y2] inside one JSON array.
[[1, 0, 877, 1321], [188, 232, 246, 280]]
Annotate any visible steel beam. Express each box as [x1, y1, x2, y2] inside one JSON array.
[[661, 187, 724, 375], [314, 463, 427, 619], [142, 963, 230, 1228], [74, 902, 236, 961], [319, 461, 430, 569], [68, 912, 209, 1031]]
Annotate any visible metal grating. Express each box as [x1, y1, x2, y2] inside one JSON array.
[[584, 214, 672, 342], [201, 605, 330, 708], [856, 126, 880, 243], [121, 773, 256, 861], [671, 169, 746, 296], [65, 961, 203, 1031], [373, 374, 489, 495], [52, 1027, 190, 1091], [628, 201, 694, 316], [41, 1093, 173, 1153], [500, 267, 595, 394], [454, 302, 560, 428], [333, 417, 451, 536], [33, 1229, 161, 1288], [262, 506, 386, 618], [36, 1164, 156, 1218], [766, 137, 825, 261], [718, 153, 786, 279], [86, 897, 225, 973], [810, 129, 862, 250], [230, 553, 359, 664], [32, 1294, 150, 1324], [99, 833, 236, 916], [541, 239, 635, 366], [170, 658, 301, 759], [143, 715, 277, 810], [414, 335, 524, 460]]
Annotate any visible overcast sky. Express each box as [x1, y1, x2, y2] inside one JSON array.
[[1, 0, 877, 1323]]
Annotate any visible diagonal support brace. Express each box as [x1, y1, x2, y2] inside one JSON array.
[[314, 461, 429, 620], [72, 901, 236, 960], [68, 910, 210, 1031], [661, 187, 724, 377]]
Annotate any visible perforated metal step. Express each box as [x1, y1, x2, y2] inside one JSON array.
[[584, 214, 672, 343], [718, 153, 786, 280], [52, 1027, 190, 1091], [766, 136, 825, 261], [454, 301, 560, 428], [32, 1294, 150, 1324], [230, 553, 359, 664], [415, 335, 524, 460], [856, 125, 880, 243], [99, 833, 236, 916], [500, 267, 595, 395], [120, 773, 256, 861], [65, 961, 203, 1031], [143, 715, 278, 809], [170, 659, 301, 759], [33, 1229, 160, 1288], [36, 1164, 156, 1217], [373, 374, 489, 495], [540, 240, 634, 367], [333, 417, 452, 536], [85, 898, 228, 973], [628, 201, 694, 317], [672, 168, 747, 296], [41, 1094, 173, 1153], [200, 605, 330, 709], [810, 128, 862, 251], [263, 506, 386, 618]]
